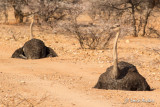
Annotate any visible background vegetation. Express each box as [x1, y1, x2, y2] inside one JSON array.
[[0, 0, 160, 49]]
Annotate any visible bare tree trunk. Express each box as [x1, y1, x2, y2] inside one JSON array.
[[141, 10, 151, 37], [130, 2, 137, 37], [3, 5, 8, 23], [14, 10, 24, 23], [13, 6, 24, 23]]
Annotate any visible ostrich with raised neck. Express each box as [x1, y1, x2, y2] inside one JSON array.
[[94, 28, 151, 91], [11, 14, 58, 59]]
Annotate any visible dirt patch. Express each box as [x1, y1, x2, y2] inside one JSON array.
[[0, 24, 160, 107]]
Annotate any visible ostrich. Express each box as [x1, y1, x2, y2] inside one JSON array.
[[11, 15, 57, 59], [94, 29, 151, 91]]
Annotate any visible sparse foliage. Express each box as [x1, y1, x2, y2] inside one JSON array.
[[92, 0, 160, 37], [0, 0, 160, 49]]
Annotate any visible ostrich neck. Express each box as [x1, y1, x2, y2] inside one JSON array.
[[113, 32, 120, 79], [30, 16, 34, 39]]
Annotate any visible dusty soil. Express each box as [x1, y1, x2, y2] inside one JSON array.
[[0, 24, 160, 107]]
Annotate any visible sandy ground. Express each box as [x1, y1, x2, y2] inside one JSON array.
[[0, 24, 160, 107]]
